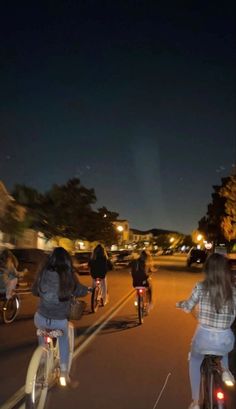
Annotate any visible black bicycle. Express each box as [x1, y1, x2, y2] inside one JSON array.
[[200, 355, 223, 408], [176, 303, 235, 409], [134, 286, 151, 325]]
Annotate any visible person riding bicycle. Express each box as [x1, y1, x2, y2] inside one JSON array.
[[88, 244, 113, 305], [176, 253, 236, 409], [131, 250, 154, 307], [0, 249, 22, 299], [32, 246, 91, 386]]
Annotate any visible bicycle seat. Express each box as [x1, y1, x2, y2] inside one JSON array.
[[134, 286, 146, 290], [37, 328, 64, 338]]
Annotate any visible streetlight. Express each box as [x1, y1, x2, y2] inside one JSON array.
[[117, 225, 124, 248], [196, 234, 204, 249]]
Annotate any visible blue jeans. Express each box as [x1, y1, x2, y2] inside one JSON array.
[[189, 324, 235, 400], [92, 277, 108, 304], [34, 312, 69, 372]]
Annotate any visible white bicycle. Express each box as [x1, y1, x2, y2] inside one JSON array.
[[25, 322, 74, 409]]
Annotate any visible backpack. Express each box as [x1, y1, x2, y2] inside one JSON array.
[[131, 259, 140, 276]]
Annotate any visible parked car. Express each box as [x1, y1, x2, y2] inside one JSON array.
[[162, 248, 174, 255], [72, 251, 92, 275], [186, 248, 208, 267], [11, 248, 49, 287], [113, 250, 133, 268]]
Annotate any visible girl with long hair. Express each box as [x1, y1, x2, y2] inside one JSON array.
[[32, 247, 90, 385], [177, 253, 236, 409], [131, 249, 154, 305], [89, 244, 113, 305]]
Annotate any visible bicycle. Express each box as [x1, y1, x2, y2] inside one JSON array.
[[0, 292, 20, 324], [25, 322, 74, 409], [134, 286, 151, 325], [176, 303, 235, 409], [91, 277, 104, 313], [199, 354, 235, 409]]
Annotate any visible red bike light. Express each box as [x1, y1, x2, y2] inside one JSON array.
[[139, 289, 143, 293], [45, 336, 51, 344], [216, 390, 224, 401]]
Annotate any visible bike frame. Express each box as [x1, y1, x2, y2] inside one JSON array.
[[25, 324, 74, 409]]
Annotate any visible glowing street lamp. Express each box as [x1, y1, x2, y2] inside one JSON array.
[[117, 225, 124, 248]]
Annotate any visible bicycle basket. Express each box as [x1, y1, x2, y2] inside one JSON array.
[[69, 297, 86, 320]]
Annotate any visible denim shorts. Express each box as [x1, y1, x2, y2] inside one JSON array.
[[191, 324, 235, 356]]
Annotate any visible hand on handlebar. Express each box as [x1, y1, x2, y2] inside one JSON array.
[[176, 301, 185, 309]]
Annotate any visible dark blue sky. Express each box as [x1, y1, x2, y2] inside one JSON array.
[[0, 1, 235, 234]]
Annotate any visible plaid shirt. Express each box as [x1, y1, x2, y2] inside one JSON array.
[[181, 282, 236, 329]]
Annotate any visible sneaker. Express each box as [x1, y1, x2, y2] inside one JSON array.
[[188, 402, 200, 409], [222, 369, 235, 386], [59, 371, 79, 389]]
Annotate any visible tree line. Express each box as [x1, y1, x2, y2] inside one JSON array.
[[1, 172, 235, 250], [0, 178, 119, 246], [198, 172, 236, 248]]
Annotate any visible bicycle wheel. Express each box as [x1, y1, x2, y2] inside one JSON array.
[[138, 293, 144, 325], [25, 347, 49, 409], [200, 358, 209, 409], [200, 358, 225, 409], [3, 295, 20, 324], [68, 323, 75, 374], [50, 339, 61, 385], [213, 371, 226, 409], [91, 286, 100, 313]]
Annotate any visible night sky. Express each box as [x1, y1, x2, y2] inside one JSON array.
[[0, 1, 235, 234]]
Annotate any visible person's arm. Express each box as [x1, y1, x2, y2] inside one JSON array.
[[176, 283, 200, 313], [73, 280, 91, 297]]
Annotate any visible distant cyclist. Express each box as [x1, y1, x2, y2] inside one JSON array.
[[131, 250, 155, 307], [32, 247, 91, 386], [88, 244, 113, 305], [0, 249, 22, 299], [176, 253, 236, 409]]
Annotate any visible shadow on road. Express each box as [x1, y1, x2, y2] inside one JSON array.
[[100, 315, 140, 334], [75, 315, 139, 338], [0, 339, 37, 354], [157, 264, 204, 273]]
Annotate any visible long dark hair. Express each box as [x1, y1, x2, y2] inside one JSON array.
[[91, 244, 108, 260], [0, 249, 18, 269], [38, 247, 75, 300], [203, 253, 234, 313]]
